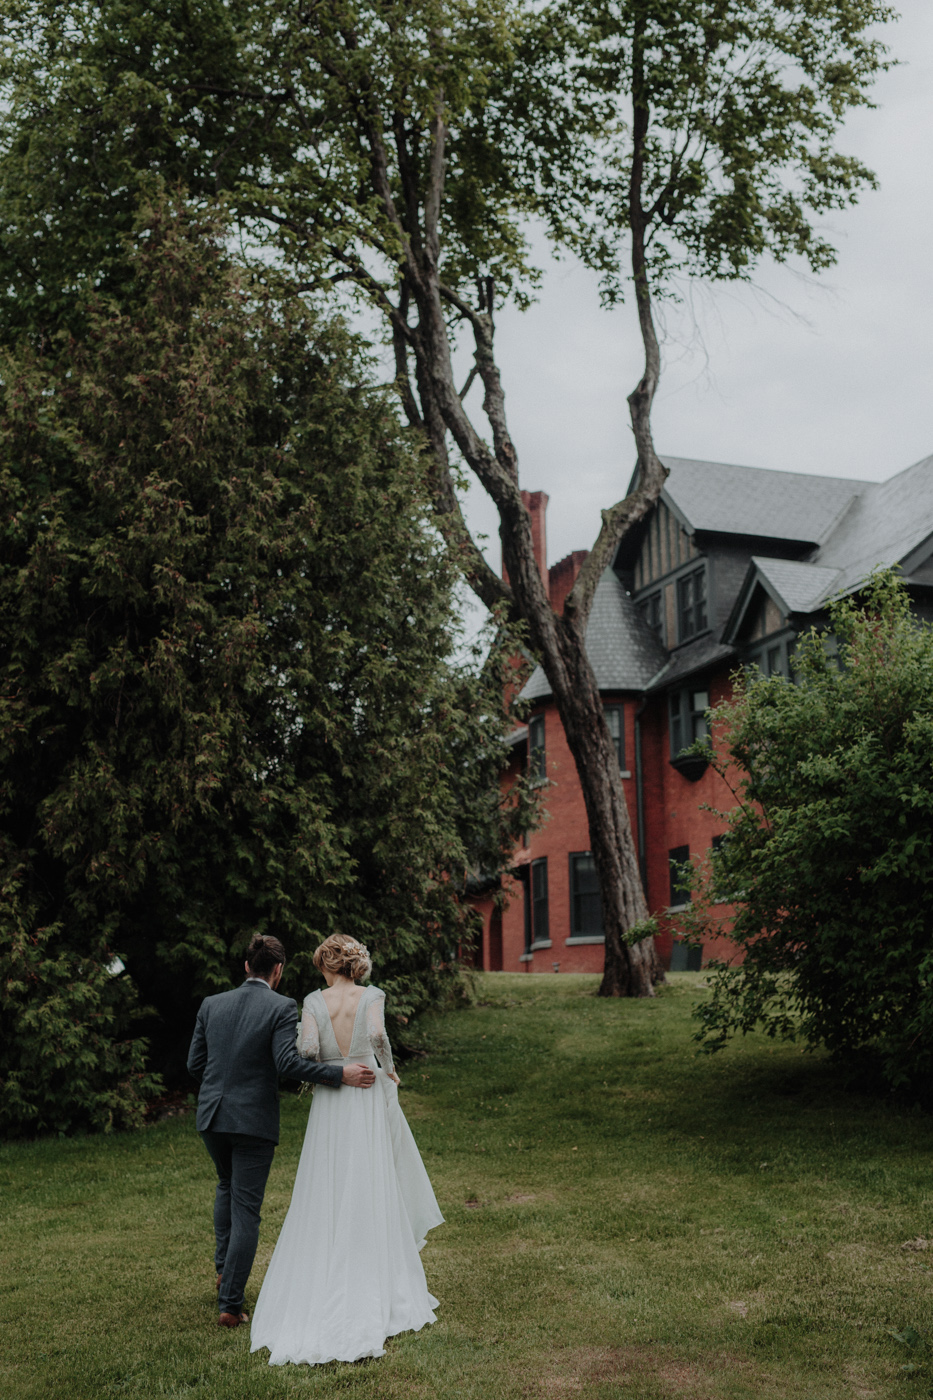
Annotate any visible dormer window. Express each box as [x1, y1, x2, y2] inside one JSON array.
[[678, 567, 708, 642]]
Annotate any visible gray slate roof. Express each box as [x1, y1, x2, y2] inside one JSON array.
[[521, 568, 668, 701], [657, 455, 864, 545], [728, 453, 933, 621], [812, 452, 933, 594], [752, 557, 844, 614], [647, 637, 737, 692]]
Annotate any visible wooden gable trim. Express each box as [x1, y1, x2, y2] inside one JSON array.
[[723, 567, 789, 646], [633, 497, 698, 591]]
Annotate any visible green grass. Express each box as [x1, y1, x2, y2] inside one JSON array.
[[3, 972, 933, 1399]]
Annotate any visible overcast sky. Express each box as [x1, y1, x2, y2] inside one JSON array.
[[454, 0, 933, 588]]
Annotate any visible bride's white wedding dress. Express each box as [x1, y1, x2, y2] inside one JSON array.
[[250, 983, 444, 1366]]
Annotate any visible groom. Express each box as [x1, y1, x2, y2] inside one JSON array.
[[187, 932, 376, 1327]]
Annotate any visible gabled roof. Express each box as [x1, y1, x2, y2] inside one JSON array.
[[812, 452, 933, 592], [723, 558, 843, 645], [754, 557, 843, 615], [721, 454, 933, 641], [657, 455, 865, 544], [521, 568, 668, 702]]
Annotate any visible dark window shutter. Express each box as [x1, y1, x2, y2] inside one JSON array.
[[531, 858, 549, 943], [669, 845, 690, 906]]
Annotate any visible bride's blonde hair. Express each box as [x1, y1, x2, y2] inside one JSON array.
[[312, 933, 372, 982]]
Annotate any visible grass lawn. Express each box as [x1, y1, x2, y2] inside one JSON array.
[[3, 972, 933, 1399]]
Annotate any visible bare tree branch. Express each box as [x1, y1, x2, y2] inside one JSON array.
[[458, 364, 478, 401], [424, 98, 446, 268]]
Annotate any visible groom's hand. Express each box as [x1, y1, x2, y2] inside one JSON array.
[[342, 1063, 376, 1087]]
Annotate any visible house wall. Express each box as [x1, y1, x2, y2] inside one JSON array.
[[471, 667, 742, 974], [639, 665, 738, 967], [496, 692, 643, 974]]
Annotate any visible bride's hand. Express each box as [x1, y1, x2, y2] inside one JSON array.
[[387, 1070, 401, 1086]]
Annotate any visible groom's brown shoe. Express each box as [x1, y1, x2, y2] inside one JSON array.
[[217, 1311, 249, 1328]]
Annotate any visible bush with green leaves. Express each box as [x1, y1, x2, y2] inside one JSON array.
[[0, 200, 535, 1136], [681, 571, 933, 1090]]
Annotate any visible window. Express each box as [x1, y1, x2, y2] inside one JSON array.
[[745, 638, 795, 682], [668, 845, 691, 907], [637, 590, 663, 640], [604, 704, 624, 769], [570, 853, 603, 938], [710, 833, 734, 901], [531, 858, 549, 944], [528, 713, 546, 781], [669, 687, 710, 757], [670, 847, 701, 969], [678, 567, 708, 642]]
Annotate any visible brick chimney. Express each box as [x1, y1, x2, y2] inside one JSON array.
[[502, 490, 549, 588], [523, 490, 549, 584], [501, 490, 589, 613], [548, 550, 589, 614]]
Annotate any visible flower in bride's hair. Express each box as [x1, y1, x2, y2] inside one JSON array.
[[313, 933, 372, 980]]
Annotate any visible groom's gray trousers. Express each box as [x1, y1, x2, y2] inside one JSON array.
[[200, 1129, 276, 1316], [187, 980, 343, 1314]]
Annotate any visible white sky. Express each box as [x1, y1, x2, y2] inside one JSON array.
[[453, 0, 933, 586]]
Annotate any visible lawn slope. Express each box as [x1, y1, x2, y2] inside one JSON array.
[[2, 973, 932, 1399]]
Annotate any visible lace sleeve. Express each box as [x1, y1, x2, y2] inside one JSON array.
[[297, 1000, 320, 1060], [366, 991, 394, 1074]]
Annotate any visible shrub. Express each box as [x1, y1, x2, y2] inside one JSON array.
[[683, 570, 933, 1090]]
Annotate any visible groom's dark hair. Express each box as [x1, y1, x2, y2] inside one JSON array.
[[246, 934, 287, 979]]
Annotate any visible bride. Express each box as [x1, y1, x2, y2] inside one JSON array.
[[250, 934, 444, 1366]]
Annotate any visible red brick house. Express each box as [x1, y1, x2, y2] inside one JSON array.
[[473, 452, 933, 974]]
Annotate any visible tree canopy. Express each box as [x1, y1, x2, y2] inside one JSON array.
[[682, 572, 933, 1092], [0, 199, 535, 1136], [0, 0, 896, 998]]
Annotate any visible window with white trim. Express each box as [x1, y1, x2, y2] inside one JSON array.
[[569, 853, 603, 938]]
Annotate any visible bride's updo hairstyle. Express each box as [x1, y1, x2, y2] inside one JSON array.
[[313, 933, 372, 983]]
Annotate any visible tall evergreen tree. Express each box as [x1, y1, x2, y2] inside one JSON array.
[[0, 200, 535, 1136]]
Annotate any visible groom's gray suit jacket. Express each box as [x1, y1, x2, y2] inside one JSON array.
[[187, 980, 343, 1144]]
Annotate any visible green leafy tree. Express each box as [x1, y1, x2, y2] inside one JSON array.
[[0, 0, 894, 994], [681, 571, 933, 1091], [0, 199, 535, 1136]]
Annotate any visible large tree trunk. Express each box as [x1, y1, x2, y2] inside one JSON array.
[[363, 85, 667, 995], [550, 621, 660, 996]]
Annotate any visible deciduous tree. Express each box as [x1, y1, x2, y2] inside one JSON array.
[[0, 0, 894, 993]]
